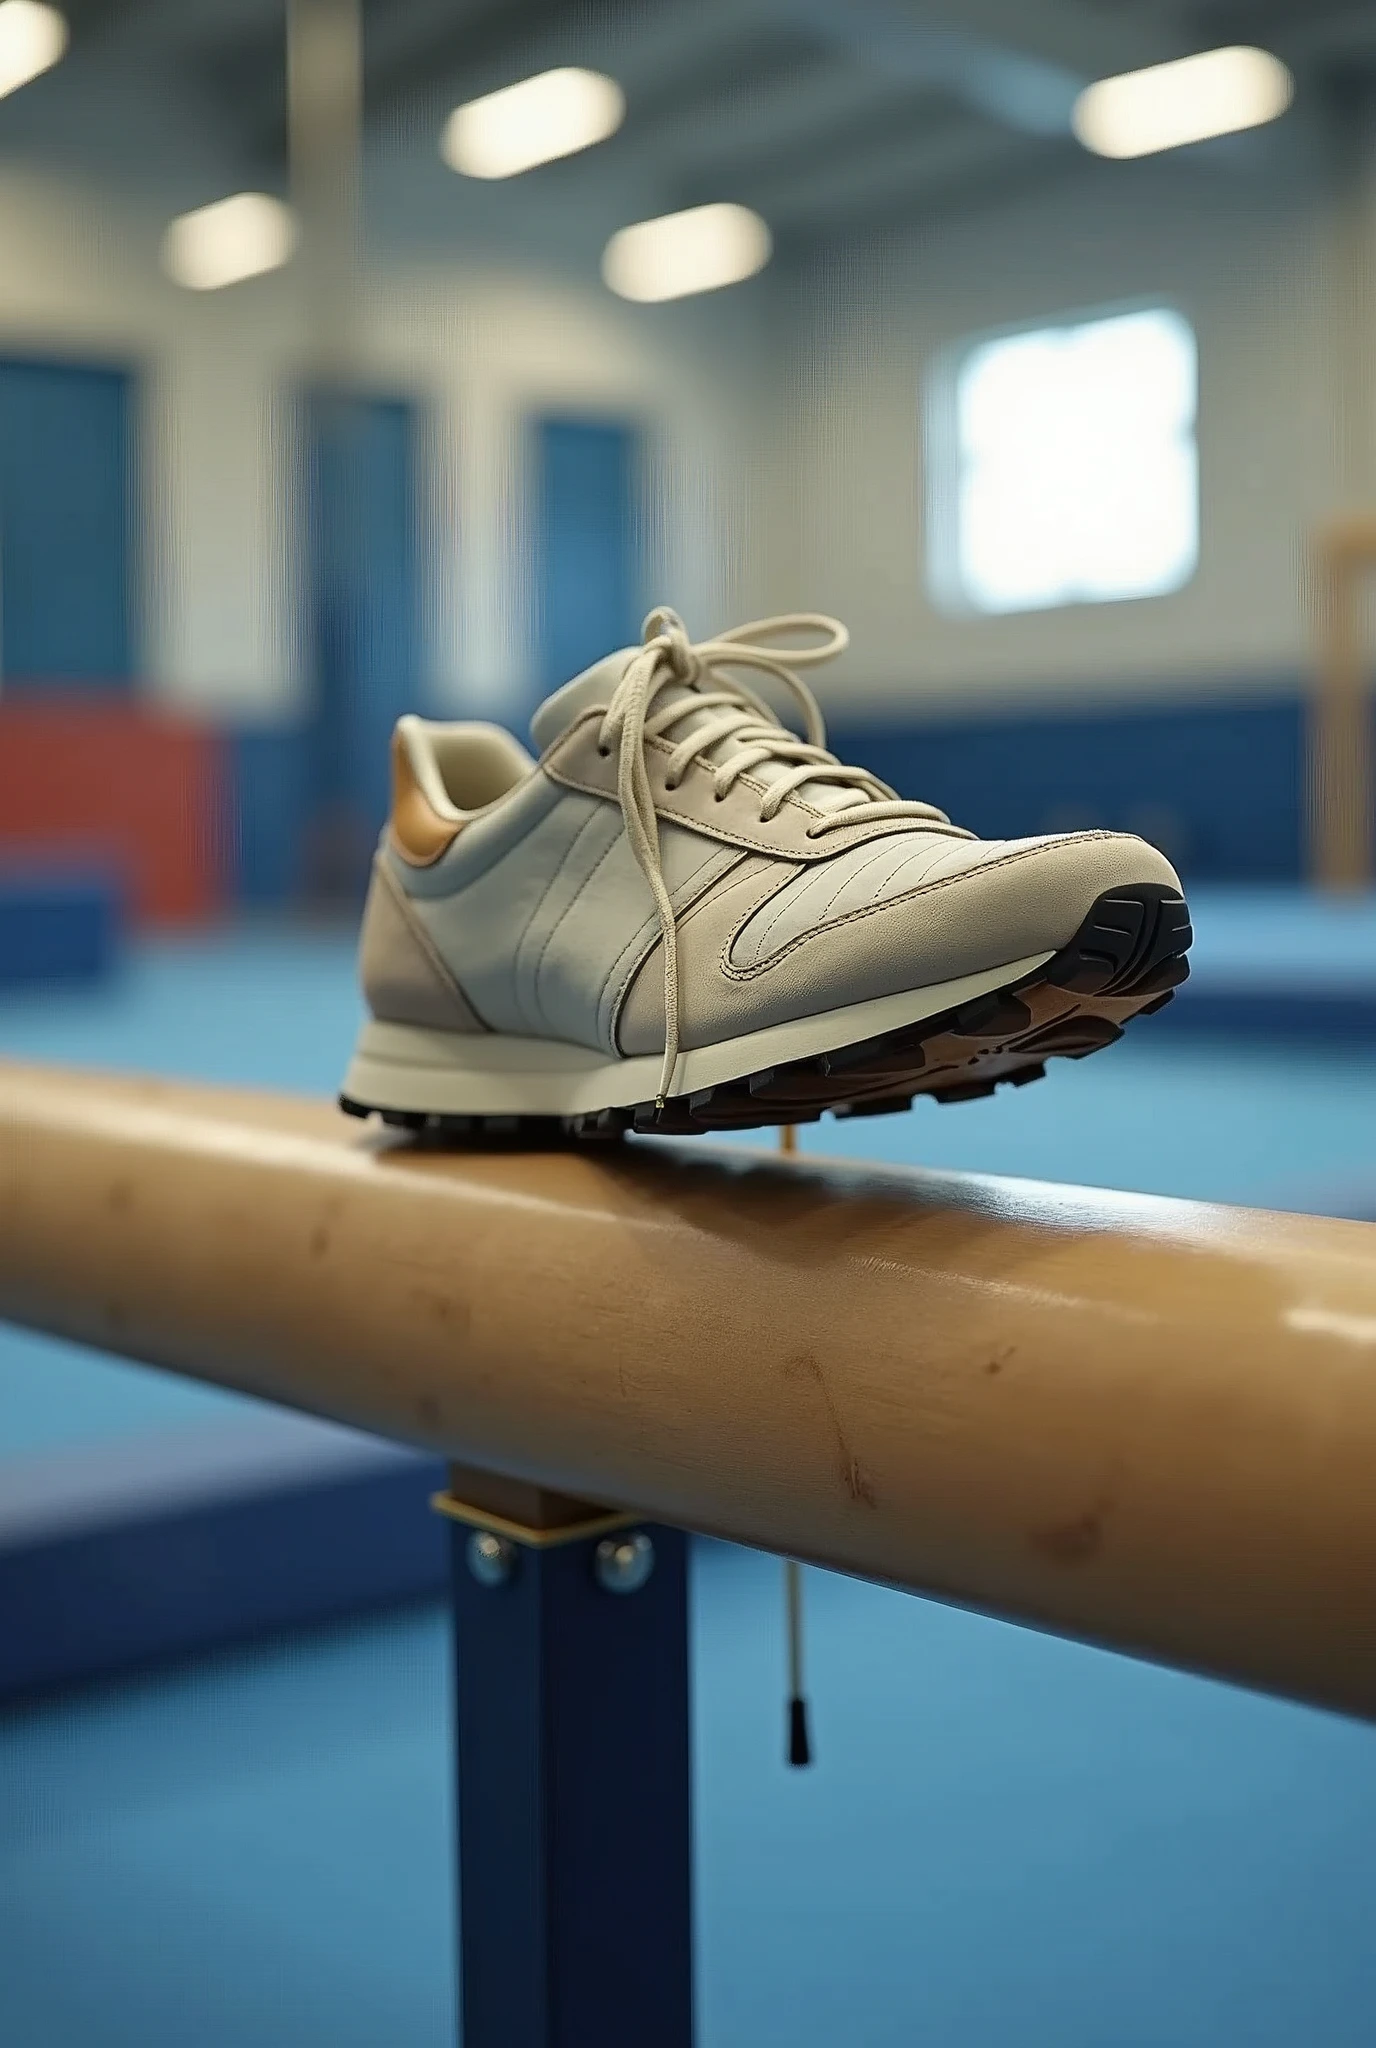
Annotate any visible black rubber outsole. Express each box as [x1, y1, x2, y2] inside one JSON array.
[[340, 883, 1192, 1144]]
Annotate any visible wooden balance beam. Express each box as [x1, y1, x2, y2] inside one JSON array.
[[2, 1057, 1374, 1721], [5, 1059, 1376, 2046]]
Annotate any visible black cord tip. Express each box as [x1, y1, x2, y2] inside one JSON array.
[[788, 1695, 812, 1768]]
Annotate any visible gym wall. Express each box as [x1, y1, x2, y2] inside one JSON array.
[[0, 147, 1371, 898], [752, 156, 1364, 877]]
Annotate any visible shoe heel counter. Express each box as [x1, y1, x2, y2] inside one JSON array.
[[359, 857, 486, 1033]]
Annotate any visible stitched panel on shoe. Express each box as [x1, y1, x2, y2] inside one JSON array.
[[514, 803, 624, 1033], [595, 843, 752, 1055], [412, 791, 610, 1033], [731, 832, 1020, 968], [531, 818, 739, 1052]]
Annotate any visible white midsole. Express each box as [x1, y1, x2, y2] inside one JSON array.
[[341, 951, 1053, 1118]]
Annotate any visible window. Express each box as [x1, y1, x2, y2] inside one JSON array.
[[927, 306, 1198, 616], [304, 391, 420, 839]]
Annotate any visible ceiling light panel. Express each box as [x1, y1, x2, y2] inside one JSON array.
[[160, 194, 298, 293], [442, 68, 625, 180], [0, 0, 67, 101], [602, 204, 772, 304], [1073, 46, 1293, 160]]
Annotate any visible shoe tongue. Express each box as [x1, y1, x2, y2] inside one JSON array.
[[529, 650, 637, 751], [530, 650, 863, 814]]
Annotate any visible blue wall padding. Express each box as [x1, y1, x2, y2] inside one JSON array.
[[0, 864, 123, 986], [536, 416, 642, 703], [828, 695, 1309, 880], [227, 692, 1355, 901], [1162, 989, 1376, 1041], [304, 393, 420, 834], [228, 726, 313, 906], [0, 1451, 448, 1699]]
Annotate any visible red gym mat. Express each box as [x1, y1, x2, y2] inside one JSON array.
[[0, 697, 230, 924]]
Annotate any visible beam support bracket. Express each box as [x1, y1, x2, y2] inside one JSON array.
[[431, 1489, 638, 1551]]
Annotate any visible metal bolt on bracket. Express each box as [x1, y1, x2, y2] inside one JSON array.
[[467, 1528, 518, 1588], [594, 1529, 655, 1594]]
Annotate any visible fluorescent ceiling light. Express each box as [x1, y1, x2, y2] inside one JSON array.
[[160, 193, 297, 293], [602, 203, 772, 304], [1073, 45, 1293, 159], [442, 67, 624, 179], [0, 0, 67, 100]]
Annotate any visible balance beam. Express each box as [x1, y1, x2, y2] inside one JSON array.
[[3, 1059, 1376, 1722]]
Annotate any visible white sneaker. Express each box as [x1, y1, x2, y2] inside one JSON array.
[[341, 609, 1191, 1136]]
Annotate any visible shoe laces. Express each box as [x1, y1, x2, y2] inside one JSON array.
[[597, 607, 969, 1107]]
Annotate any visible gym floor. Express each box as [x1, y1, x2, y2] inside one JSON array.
[[3, 894, 1376, 2046]]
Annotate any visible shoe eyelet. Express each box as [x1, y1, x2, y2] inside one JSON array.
[[712, 790, 726, 804], [596, 743, 612, 759]]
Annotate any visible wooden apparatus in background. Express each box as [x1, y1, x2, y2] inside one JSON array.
[[4, 1059, 1376, 1722], [1312, 512, 1376, 888]]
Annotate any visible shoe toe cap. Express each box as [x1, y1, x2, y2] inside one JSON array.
[[987, 830, 1184, 956]]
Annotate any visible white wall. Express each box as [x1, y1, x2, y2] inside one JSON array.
[[765, 154, 1368, 718], [0, 166, 772, 723]]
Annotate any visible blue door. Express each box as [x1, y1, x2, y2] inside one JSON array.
[[535, 417, 641, 698], [0, 359, 134, 689], [305, 392, 420, 851]]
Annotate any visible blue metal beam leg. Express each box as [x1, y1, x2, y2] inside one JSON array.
[[449, 1515, 693, 2047]]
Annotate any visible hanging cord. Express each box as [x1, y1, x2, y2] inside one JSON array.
[[780, 1122, 813, 1767], [785, 1556, 811, 1767]]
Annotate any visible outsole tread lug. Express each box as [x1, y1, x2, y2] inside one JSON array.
[[1137, 953, 1191, 995], [932, 1080, 998, 1104], [833, 1094, 916, 1120], [951, 991, 1033, 1037]]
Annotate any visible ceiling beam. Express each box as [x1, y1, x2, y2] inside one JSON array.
[[745, 105, 1038, 230], [612, 29, 838, 156], [745, 0, 1084, 137], [629, 52, 925, 186], [673, 86, 970, 209], [779, 134, 1084, 253], [919, 0, 1184, 83]]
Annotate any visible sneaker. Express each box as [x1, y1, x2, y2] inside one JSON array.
[[340, 608, 1191, 1137]]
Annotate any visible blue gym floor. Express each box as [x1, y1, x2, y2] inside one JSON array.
[[3, 890, 1376, 2046]]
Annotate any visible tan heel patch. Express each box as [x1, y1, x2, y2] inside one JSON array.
[[389, 730, 463, 866]]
